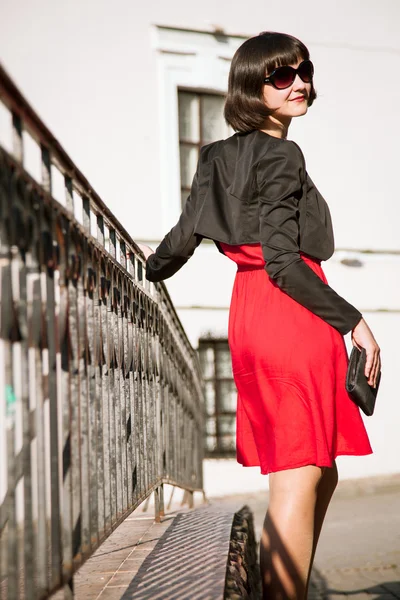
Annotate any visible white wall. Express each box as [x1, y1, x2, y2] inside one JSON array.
[[1, 0, 399, 245], [1, 0, 399, 489]]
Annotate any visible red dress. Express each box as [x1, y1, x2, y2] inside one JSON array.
[[220, 242, 373, 475]]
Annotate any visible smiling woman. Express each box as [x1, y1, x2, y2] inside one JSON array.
[[223, 31, 317, 135], [144, 30, 380, 600]]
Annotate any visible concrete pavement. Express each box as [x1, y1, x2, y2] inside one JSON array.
[[216, 472, 400, 599], [53, 473, 400, 599]]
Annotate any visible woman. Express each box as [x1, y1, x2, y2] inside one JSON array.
[[138, 31, 380, 600]]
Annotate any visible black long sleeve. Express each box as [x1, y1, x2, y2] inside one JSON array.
[[145, 169, 202, 282], [257, 140, 362, 335]]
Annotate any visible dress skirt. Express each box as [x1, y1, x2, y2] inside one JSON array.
[[220, 242, 373, 475]]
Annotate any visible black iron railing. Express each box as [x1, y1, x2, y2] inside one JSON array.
[[0, 63, 204, 599]]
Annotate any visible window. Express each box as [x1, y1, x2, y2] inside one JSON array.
[[178, 90, 232, 209], [198, 337, 236, 458]]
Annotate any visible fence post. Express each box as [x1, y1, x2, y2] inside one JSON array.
[[154, 484, 165, 523]]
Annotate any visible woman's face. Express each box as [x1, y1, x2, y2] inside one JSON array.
[[262, 58, 312, 121]]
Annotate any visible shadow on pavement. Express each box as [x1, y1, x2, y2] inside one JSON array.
[[308, 566, 330, 599]]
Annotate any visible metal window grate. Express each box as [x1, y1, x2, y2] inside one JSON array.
[[198, 337, 236, 458]]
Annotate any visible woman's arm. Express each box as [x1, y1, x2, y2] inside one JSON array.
[[257, 139, 362, 336], [145, 168, 203, 282]]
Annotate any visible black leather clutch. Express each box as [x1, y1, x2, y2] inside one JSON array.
[[345, 347, 381, 416]]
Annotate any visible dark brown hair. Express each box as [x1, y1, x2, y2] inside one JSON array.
[[224, 31, 317, 133]]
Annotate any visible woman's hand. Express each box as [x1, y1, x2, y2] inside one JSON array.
[[351, 318, 381, 388], [136, 243, 155, 260]]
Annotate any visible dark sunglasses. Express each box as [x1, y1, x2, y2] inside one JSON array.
[[264, 60, 314, 90]]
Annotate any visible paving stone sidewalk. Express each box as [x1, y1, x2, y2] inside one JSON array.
[[51, 509, 181, 600]]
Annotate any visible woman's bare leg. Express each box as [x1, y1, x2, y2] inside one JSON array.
[[305, 461, 339, 590], [260, 464, 324, 600]]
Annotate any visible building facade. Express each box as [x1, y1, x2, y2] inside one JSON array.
[[1, 0, 399, 494]]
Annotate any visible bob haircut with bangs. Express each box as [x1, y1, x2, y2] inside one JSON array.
[[224, 31, 317, 133]]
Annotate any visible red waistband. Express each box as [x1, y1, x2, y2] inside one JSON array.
[[237, 254, 321, 272]]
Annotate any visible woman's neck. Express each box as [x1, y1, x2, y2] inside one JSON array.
[[260, 116, 291, 140]]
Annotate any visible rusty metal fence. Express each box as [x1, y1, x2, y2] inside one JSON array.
[[0, 64, 205, 599]]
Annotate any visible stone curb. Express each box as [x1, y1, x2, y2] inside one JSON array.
[[224, 506, 262, 599]]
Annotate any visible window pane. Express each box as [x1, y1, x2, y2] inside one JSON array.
[[181, 190, 190, 209], [178, 92, 200, 142], [198, 346, 215, 379], [219, 435, 236, 451], [218, 415, 236, 435], [201, 95, 226, 144], [205, 381, 216, 416], [215, 342, 232, 378], [180, 144, 198, 188], [206, 435, 217, 452], [217, 380, 237, 412], [206, 418, 216, 435]]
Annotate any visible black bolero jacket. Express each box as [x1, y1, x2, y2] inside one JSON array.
[[146, 130, 362, 335]]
